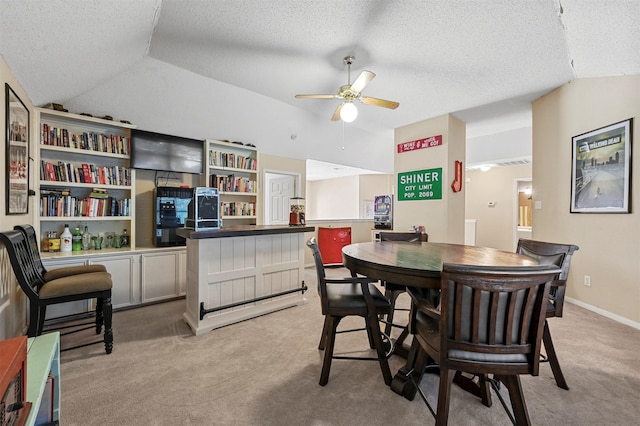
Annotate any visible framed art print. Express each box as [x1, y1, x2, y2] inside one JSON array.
[[5, 83, 30, 214], [570, 118, 632, 213]]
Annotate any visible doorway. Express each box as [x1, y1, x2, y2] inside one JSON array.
[[514, 178, 533, 248], [264, 171, 300, 225]]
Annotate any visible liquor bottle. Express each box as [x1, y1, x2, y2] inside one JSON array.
[[60, 224, 72, 252], [72, 226, 82, 251], [82, 225, 91, 250]]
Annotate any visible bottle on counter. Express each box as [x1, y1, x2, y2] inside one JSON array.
[[72, 226, 82, 251], [48, 231, 60, 252], [82, 225, 91, 250], [60, 224, 72, 252], [121, 229, 129, 247]]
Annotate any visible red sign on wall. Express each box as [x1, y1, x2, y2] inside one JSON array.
[[397, 135, 442, 153]]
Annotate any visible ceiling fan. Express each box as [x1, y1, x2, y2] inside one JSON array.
[[295, 56, 399, 122]]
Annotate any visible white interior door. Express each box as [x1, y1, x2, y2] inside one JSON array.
[[266, 174, 295, 225]]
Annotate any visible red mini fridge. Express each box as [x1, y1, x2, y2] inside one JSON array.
[[318, 227, 352, 265]]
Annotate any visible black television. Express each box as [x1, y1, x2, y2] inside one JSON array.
[[130, 129, 204, 175]]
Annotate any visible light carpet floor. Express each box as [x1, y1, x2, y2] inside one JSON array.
[[57, 267, 640, 425]]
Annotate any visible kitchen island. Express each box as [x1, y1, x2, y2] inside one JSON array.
[[177, 225, 315, 335]]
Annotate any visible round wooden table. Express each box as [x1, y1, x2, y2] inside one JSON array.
[[342, 241, 538, 287], [341, 241, 539, 399]]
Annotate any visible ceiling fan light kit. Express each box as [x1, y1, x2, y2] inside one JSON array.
[[339, 102, 358, 122], [295, 55, 399, 122]]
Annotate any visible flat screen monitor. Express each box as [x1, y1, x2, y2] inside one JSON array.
[[130, 129, 203, 175]]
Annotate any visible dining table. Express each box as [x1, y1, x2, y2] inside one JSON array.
[[341, 240, 540, 400]]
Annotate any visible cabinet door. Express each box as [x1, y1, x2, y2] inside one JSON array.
[[141, 252, 178, 302], [42, 259, 92, 319], [94, 255, 139, 309], [177, 250, 187, 296]]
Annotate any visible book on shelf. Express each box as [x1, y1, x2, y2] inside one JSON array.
[[89, 188, 108, 198], [208, 173, 255, 193], [40, 160, 131, 186], [208, 150, 257, 170], [40, 192, 131, 218], [40, 122, 131, 155]]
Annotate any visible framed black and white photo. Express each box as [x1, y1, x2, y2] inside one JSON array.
[[5, 83, 30, 214], [571, 118, 632, 213]]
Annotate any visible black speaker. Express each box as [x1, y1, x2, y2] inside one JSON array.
[[186, 187, 220, 231]]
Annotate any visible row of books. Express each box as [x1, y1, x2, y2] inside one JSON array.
[[40, 191, 131, 218], [40, 160, 131, 186], [208, 150, 257, 170], [220, 201, 256, 217], [209, 174, 256, 193], [40, 123, 130, 155]]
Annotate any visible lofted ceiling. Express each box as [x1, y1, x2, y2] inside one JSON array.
[[1, 0, 639, 178]]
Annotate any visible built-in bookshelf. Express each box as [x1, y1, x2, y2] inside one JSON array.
[[36, 108, 136, 249], [204, 139, 258, 224]]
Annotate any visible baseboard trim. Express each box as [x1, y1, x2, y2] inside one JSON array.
[[566, 297, 640, 330]]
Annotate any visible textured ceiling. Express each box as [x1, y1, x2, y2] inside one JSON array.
[[0, 0, 638, 176]]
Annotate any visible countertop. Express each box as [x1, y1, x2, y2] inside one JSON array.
[[176, 225, 315, 239]]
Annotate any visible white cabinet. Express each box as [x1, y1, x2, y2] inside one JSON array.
[[204, 139, 259, 225], [177, 249, 187, 296], [41, 258, 93, 319], [42, 253, 140, 317], [95, 254, 140, 308], [141, 250, 184, 303], [36, 108, 136, 249]]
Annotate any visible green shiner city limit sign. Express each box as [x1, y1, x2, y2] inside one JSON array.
[[398, 168, 443, 201]]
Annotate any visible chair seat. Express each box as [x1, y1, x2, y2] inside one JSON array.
[[327, 283, 391, 313], [39, 272, 112, 299], [43, 264, 107, 282]]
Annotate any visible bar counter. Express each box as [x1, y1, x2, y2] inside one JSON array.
[[177, 225, 314, 335]]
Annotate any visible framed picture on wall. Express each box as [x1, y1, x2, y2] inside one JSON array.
[[5, 83, 30, 214], [570, 118, 633, 213]]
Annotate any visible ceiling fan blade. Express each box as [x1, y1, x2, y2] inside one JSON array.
[[331, 104, 342, 121], [350, 70, 375, 93], [361, 96, 399, 109], [295, 94, 337, 99]]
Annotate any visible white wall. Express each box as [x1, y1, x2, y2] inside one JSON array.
[[64, 57, 395, 175]]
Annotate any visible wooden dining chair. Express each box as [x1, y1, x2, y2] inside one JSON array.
[[406, 263, 560, 425], [307, 237, 393, 386], [14, 224, 107, 282], [0, 229, 114, 354], [516, 238, 579, 390], [378, 231, 428, 354]]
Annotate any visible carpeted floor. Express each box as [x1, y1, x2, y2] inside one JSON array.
[[57, 267, 640, 425]]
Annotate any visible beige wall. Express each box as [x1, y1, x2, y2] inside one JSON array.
[[307, 175, 359, 220], [394, 114, 466, 242], [465, 164, 532, 251], [306, 173, 393, 221], [358, 174, 393, 218], [0, 54, 35, 340], [532, 75, 640, 325]]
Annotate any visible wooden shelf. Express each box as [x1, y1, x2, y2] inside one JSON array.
[[37, 108, 137, 248], [204, 139, 259, 226]]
